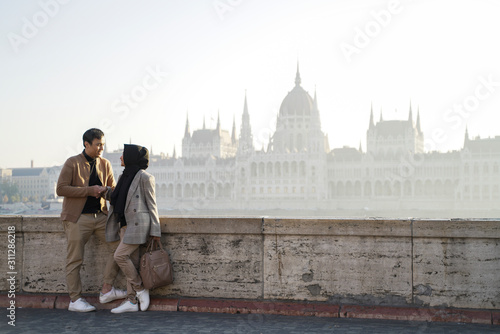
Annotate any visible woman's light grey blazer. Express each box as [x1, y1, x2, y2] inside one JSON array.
[[105, 169, 161, 245]]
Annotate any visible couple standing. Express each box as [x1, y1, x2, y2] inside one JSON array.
[[56, 128, 161, 313]]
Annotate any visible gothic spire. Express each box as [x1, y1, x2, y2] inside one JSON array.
[[464, 126, 470, 147], [231, 114, 237, 144], [416, 107, 421, 133], [295, 61, 301, 86], [369, 102, 374, 128], [312, 85, 322, 128], [408, 100, 413, 124], [243, 89, 249, 116], [238, 90, 254, 155], [313, 86, 318, 109], [216, 110, 221, 135], [184, 112, 190, 138]]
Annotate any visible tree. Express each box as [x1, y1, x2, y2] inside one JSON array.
[[0, 181, 20, 203], [10, 194, 20, 203]]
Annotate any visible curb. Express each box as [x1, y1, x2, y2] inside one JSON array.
[[1, 294, 498, 325]]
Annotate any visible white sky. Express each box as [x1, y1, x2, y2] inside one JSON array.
[[1, 0, 500, 168]]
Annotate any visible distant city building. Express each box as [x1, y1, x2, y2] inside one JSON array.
[[105, 65, 500, 215], [0, 165, 61, 201]]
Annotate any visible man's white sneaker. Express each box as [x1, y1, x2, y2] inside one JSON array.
[[111, 300, 139, 314], [99, 287, 127, 304], [136, 289, 150, 311], [68, 298, 96, 312]]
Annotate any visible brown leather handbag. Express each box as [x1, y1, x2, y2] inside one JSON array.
[[139, 238, 174, 290]]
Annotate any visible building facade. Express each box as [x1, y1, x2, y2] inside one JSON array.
[[103, 67, 500, 216], [0, 165, 61, 201]]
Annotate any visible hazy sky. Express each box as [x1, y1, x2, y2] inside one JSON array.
[[1, 0, 500, 168]]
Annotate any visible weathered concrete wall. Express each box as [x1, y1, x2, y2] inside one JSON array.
[[0, 216, 498, 310]]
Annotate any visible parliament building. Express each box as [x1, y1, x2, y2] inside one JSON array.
[[106, 67, 500, 217]]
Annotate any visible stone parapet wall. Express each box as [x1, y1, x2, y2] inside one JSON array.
[[0, 216, 499, 310]]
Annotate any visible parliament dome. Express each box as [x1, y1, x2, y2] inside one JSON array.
[[279, 66, 315, 117]]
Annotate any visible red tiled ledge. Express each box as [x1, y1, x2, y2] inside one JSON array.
[[1, 294, 497, 325]]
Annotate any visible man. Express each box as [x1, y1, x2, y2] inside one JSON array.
[[57, 128, 126, 312]]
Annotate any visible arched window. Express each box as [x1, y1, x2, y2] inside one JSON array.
[[275, 162, 281, 177], [291, 161, 298, 176], [299, 161, 306, 177], [364, 181, 372, 197], [267, 162, 273, 177], [259, 162, 265, 177], [184, 184, 192, 198]]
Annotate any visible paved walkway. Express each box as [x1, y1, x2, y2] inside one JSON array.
[[2, 308, 499, 334]]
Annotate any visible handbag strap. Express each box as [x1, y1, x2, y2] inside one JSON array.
[[146, 238, 164, 253], [154, 238, 164, 252]]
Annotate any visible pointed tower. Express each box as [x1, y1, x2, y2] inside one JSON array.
[[408, 100, 413, 125], [464, 126, 470, 148], [237, 90, 254, 157], [311, 86, 321, 129], [273, 63, 327, 153], [216, 111, 221, 134], [184, 112, 191, 138], [172, 145, 177, 159], [367, 104, 376, 155], [416, 107, 422, 133], [231, 115, 237, 144], [295, 61, 301, 87], [182, 112, 191, 158], [267, 133, 273, 152], [369, 102, 375, 129], [313, 87, 318, 111]]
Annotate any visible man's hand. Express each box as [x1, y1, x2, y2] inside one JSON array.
[[89, 185, 106, 198]]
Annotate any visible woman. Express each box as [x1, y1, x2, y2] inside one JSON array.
[[105, 144, 161, 313]]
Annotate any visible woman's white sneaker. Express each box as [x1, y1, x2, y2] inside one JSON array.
[[111, 300, 139, 313], [99, 286, 127, 304], [136, 289, 150, 311], [68, 298, 96, 312]]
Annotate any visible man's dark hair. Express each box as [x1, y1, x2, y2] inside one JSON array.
[[83, 128, 105, 146]]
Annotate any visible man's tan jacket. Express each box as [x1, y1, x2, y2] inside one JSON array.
[[56, 153, 115, 223]]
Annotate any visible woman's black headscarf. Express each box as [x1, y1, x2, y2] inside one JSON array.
[[110, 144, 149, 223]]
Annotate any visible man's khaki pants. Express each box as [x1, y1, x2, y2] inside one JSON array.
[[63, 212, 120, 302]]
